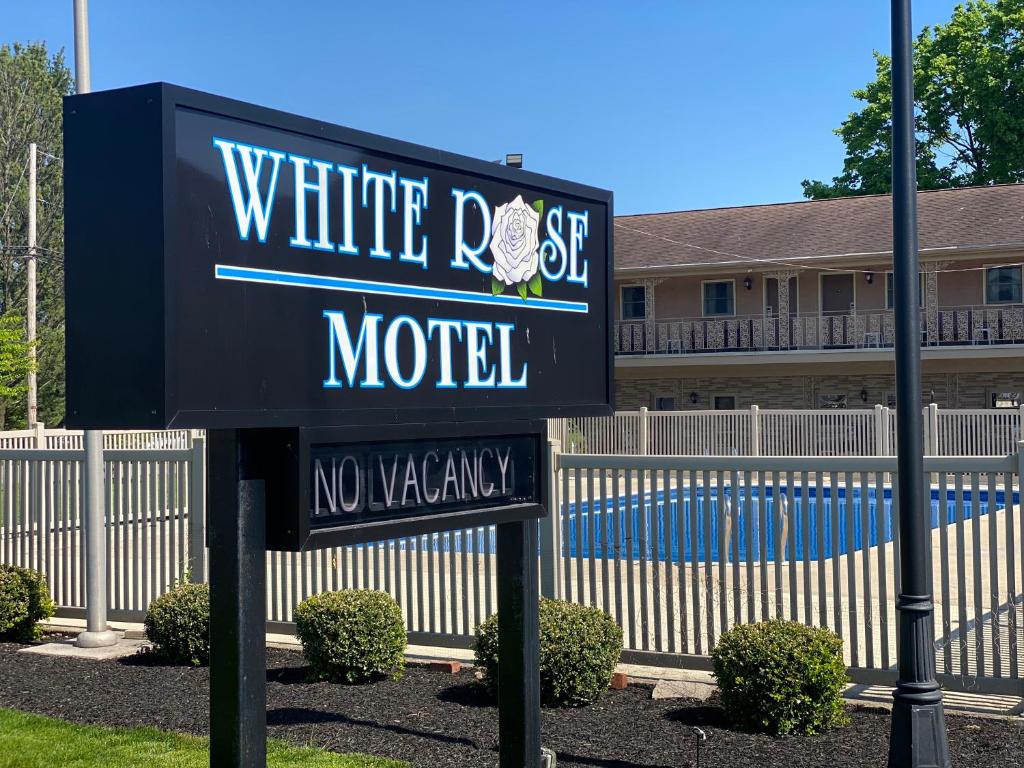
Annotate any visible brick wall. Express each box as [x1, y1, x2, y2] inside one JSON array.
[[615, 371, 1024, 410]]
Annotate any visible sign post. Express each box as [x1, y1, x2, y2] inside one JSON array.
[[208, 431, 267, 767], [496, 520, 542, 765], [65, 82, 612, 768]]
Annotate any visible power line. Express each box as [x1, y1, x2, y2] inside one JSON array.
[[0, 156, 29, 232]]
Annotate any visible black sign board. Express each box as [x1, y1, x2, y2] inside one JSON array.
[[229, 421, 545, 551], [64, 83, 613, 430]]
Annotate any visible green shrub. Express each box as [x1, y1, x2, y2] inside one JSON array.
[[144, 582, 210, 665], [295, 590, 406, 684], [0, 565, 54, 643], [711, 619, 850, 736], [474, 598, 623, 707]]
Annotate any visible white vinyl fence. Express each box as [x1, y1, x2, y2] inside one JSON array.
[[0, 441, 204, 613], [0, 424, 195, 451], [550, 405, 1024, 457], [554, 450, 1024, 695], [2, 430, 1021, 696]]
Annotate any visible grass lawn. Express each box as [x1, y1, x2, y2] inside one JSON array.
[[0, 709, 406, 768]]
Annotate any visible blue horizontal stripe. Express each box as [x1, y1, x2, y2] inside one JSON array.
[[214, 264, 589, 314]]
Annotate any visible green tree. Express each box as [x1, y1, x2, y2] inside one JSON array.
[[0, 313, 33, 427], [0, 42, 73, 428], [803, 0, 1024, 199]]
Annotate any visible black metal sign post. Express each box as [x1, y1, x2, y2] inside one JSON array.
[[65, 83, 612, 768], [208, 430, 267, 767], [887, 1, 950, 766], [496, 520, 541, 766]]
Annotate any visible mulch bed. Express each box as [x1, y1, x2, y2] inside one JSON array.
[[1, 639, 1021, 768]]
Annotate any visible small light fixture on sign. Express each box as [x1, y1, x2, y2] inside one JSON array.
[[860, 388, 869, 402], [505, 153, 523, 169], [690, 391, 699, 405], [865, 272, 874, 284], [743, 276, 752, 290]]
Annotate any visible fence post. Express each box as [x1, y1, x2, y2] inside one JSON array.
[[189, 436, 207, 583], [1018, 438, 1024, 704], [639, 407, 649, 456], [1018, 405, 1024, 447], [874, 404, 884, 456], [750, 404, 760, 456], [75, 430, 117, 648], [539, 438, 562, 600], [33, 420, 45, 448], [927, 402, 939, 455]]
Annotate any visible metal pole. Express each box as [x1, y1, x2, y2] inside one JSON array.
[[73, 0, 91, 94], [75, 430, 117, 646], [496, 520, 541, 768], [208, 430, 267, 768], [72, 0, 115, 649], [27, 143, 37, 427], [887, 1, 950, 765]]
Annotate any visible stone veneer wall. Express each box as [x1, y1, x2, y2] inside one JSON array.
[[615, 372, 1024, 410]]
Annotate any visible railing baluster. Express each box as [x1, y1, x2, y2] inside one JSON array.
[[986, 471, 1000, 678], [970, 472, 985, 677], [954, 473, 968, 678], [625, 468, 637, 649], [860, 469, 874, 669]]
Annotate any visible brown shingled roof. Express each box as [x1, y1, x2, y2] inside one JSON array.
[[614, 184, 1024, 272]]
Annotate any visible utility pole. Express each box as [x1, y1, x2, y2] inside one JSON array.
[[27, 143, 37, 427], [887, 1, 950, 766], [72, 0, 116, 650]]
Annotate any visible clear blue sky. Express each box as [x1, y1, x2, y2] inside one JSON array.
[[6, 1, 963, 214]]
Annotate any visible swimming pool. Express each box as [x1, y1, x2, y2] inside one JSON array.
[[564, 485, 1020, 563]]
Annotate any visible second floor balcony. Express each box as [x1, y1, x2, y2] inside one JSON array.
[[615, 304, 1024, 355]]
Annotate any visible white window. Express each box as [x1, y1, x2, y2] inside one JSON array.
[[985, 266, 1023, 305], [654, 396, 676, 411], [885, 272, 924, 309], [818, 394, 848, 409], [713, 395, 736, 410], [702, 280, 735, 317], [620, 285, 646, 320]]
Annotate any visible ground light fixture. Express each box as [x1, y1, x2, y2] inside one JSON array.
[[691, 726, 707, 767]]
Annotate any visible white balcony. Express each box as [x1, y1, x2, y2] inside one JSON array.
[[615, 304, 1024, 355]]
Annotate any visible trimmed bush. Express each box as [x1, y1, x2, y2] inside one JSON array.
[[144, 582, 210, 665], [711, 619, 849, 736], [474, 598, 623, 707], [0, 565, 54, 643], [295, 590, 406, 684]]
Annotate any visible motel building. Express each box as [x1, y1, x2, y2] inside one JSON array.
[[613, 183, 1024, 412]]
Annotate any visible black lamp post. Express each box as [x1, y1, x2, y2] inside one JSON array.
[[887, 1, 950, 766]]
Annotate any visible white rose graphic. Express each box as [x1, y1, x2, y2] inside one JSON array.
[[489, 195, 540, 286]]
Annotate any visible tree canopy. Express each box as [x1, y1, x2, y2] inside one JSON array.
[[803, 0, 1024, 199], [0, 42, 73, 428]]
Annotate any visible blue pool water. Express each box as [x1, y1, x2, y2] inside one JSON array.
[[564, 485, 1020, 563]]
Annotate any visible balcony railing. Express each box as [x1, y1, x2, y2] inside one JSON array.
[[615, 304, 1024, 355]]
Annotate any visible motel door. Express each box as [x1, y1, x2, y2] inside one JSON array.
[[821, 273, 854, 316]]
